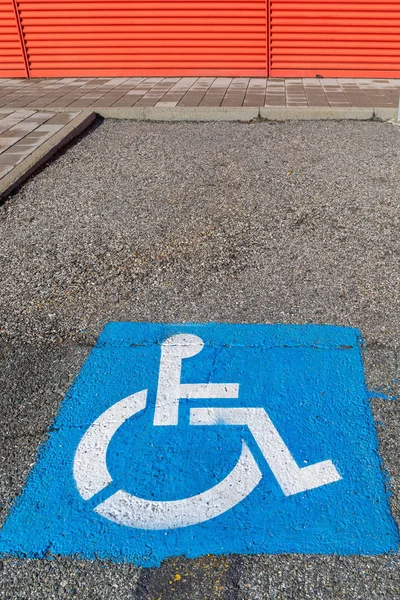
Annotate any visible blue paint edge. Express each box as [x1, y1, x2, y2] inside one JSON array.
[[0, 323, 398, 565]]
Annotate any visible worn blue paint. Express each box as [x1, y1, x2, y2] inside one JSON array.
[[0, 323, 397, 566], [368, 390, 398, 402]]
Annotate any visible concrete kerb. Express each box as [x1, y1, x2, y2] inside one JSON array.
[[0, 111, 97, 202], [373, 107, 398, 122], [27, 105, 260, 122], [26, 104, 400, 123], [259, 106, 376, 121]]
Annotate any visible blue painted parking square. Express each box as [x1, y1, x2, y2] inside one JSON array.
[[0, 323, 397, 566]]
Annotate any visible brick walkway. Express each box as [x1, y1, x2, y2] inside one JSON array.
[[0, 108, 95, 202], [0, 109, 81, 179], [0, 77, 399, 110]]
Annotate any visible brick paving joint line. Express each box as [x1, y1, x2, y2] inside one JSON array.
[[0, 77, 399, 111]]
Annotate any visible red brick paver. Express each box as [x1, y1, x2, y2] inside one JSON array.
[[0, 109, 80, 179], [0, 78, 399, 110]]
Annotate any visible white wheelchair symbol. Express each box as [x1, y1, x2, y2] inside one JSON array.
[[74, 334, 341, 530]]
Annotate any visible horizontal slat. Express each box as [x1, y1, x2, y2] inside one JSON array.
[[26, 36, 265, 43], [272, 1, 400, 7], [27, 39, 265, 47], [30, 47, 264, 55], [24, 25, 266, 36], [271, 28, 400, 35], [272, 8, 400, 15], [28, 69, 266, 77], [0, 31, 22, 38], [273, 41, 400, 48], [271, 55, 400, 64], [0, 49, 23, 55], [22, 25, 266, 33], [272, 48, 400, 56], [1, 25, 25, 33], [272, 64, 400, 72], [272, 34, 400, 40], [30, 58, 266, 66], [271, 70, 400, 77], [20, 2, 265, 8], [21, 19, 264, 26], [0, 57, 26, 63], [0, 42, 23, 48], [272, 18, 400, 26], [21, 12, 265, 20], [0, 70, 27, 76]]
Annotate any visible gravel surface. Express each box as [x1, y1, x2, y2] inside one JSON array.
[[0, 120, 399, 599], [0, 120, 399, 347]]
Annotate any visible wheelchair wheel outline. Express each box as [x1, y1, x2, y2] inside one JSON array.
[[73, 389, 263, 530]]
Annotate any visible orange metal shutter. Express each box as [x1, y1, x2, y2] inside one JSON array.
[[0, 0, 27, 77], [17, 0, 267, 77], [270, 0, 400, 78]]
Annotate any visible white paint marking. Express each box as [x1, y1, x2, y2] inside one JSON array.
[[153, 334, 238, 426], [180, 383, 239, 399], [94, 441, 262, 529], [190, 407, 341, 496], [73, 390, 147, 500]]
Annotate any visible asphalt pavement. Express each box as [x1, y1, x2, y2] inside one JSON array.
[[0, 119, 399, 599]]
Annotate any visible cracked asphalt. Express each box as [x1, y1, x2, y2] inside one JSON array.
[[0, 119, 399, 599]]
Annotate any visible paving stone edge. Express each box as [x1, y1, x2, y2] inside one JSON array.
[[26, 105, 399, 122], [0, 111, 97, 202]]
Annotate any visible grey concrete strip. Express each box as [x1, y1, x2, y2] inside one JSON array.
[[27, 105, 259, 121], [374, 107, 398, 121], [0, 111, 96, 201], [260, 106, 375, 121], [142, 106, 259, 122], [95, 106, 146, 120], [22, 104, 400, 122]]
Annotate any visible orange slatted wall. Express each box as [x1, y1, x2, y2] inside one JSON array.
[[0, 0, 27, 77], [16, 0, 267, 77], [270, 0, 400, 77]]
